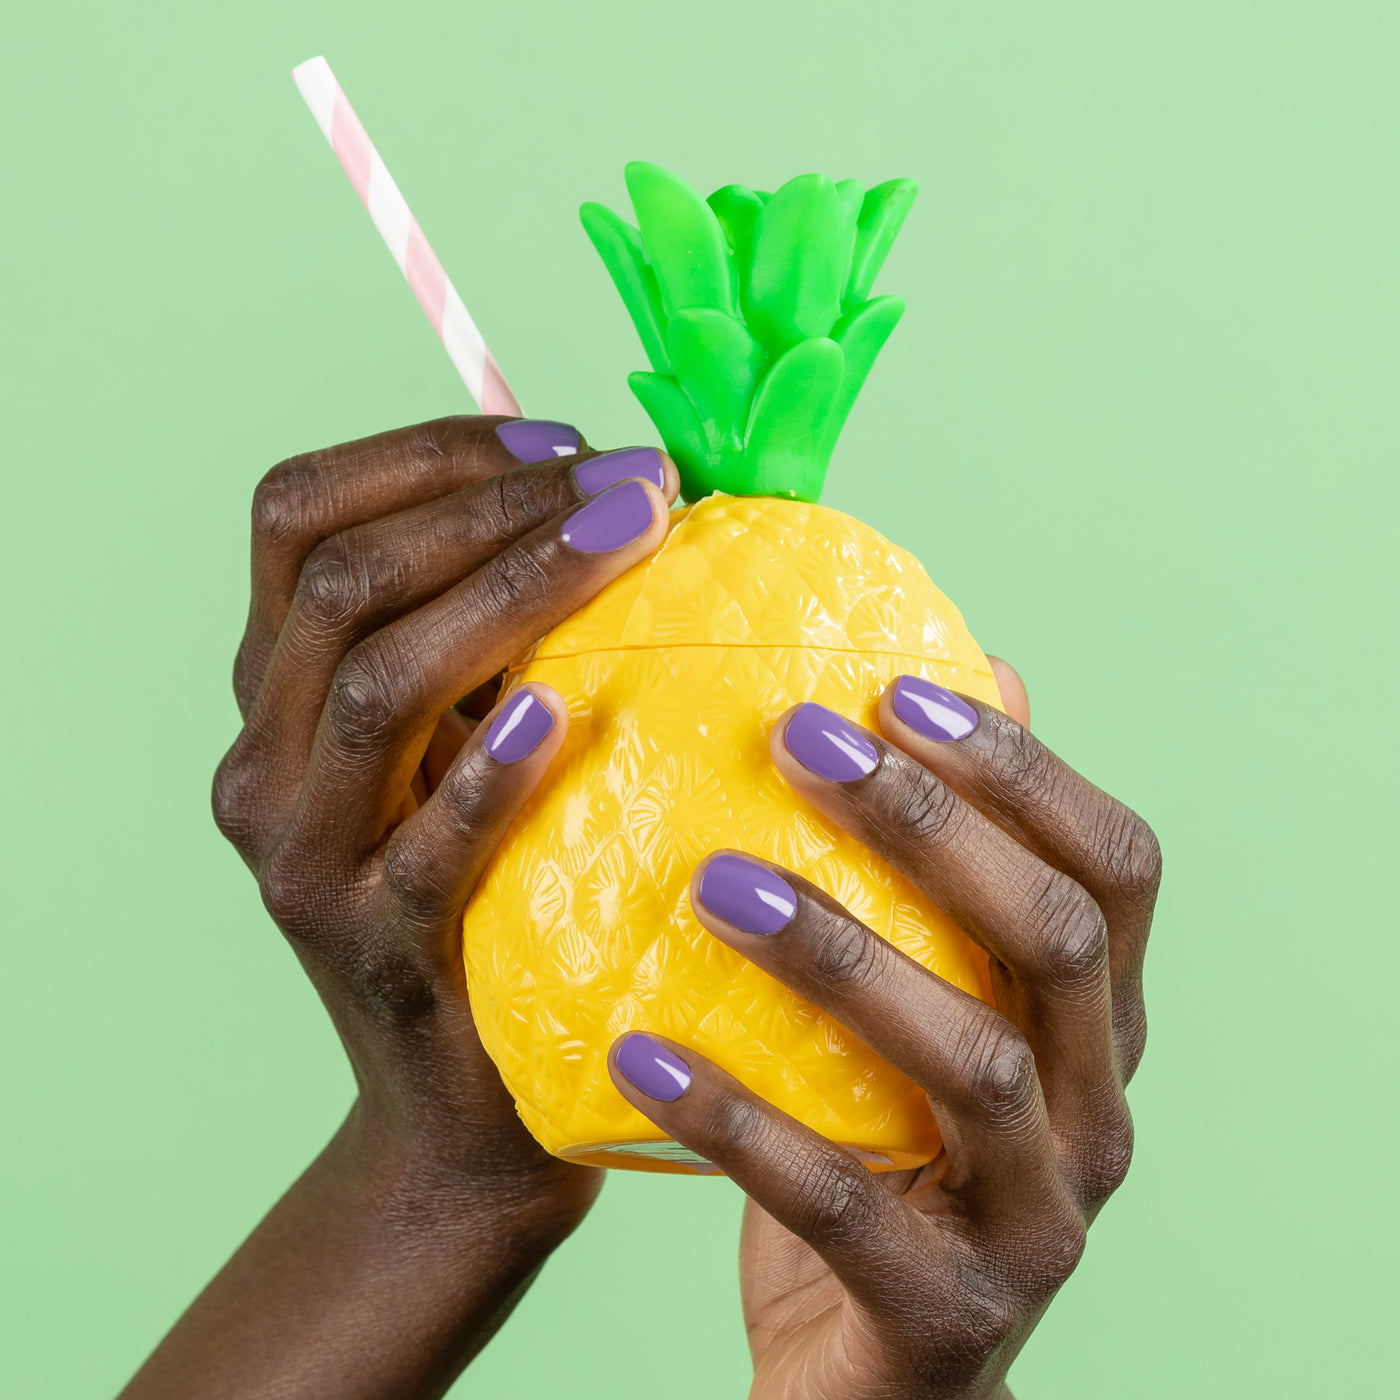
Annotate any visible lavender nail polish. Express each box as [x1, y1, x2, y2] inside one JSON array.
[[559, 478, 654, 553], [891, 675, 980, 743], [496, 419, 580, 463], [573, 446, 666, 496], [614, 1034, 692, 1102], [784, 702, 878, 782], [697, 854, 797, 935], [483, 689, 555, 763]]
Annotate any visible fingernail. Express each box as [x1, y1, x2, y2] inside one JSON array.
[[483, 688, 555, 763], [559, 479, 655, 553], [696, 853, 796, 935], [891, 674, 980, 743], [784, 702, 878, 782], [496, 419, 580, 463], [573, 446, 666, 496], [614, 1034, 691, 1102]]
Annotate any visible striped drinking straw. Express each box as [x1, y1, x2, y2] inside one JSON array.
[[291, 55, 522, 417]]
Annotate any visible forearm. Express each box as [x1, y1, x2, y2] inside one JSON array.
[[119, 1105, 562, 1400]]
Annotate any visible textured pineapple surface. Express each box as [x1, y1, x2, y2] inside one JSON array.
[[461, 495, 1003, 1174]]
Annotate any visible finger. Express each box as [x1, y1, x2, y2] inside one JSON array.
[[239, 417, 524, 711], [235, 415, 662, 710], [375, 684, 567, 963], [985, 654, 1030, 728], [278, 478, 670, 863], [877, 678, 1160, 1076], [770, 705, 1121, 1139], [223, 450, 677, 852], [688, 851, 1064, 1227], [606, 1031, 931, 1311]]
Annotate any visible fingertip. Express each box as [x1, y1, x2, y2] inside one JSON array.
[[609, 1031, 694, 1104], [517, 680, 569, 728], [767, 705, 801, 763], [480, 683, 566, 767], [772, 701, 879, 785], [568, 446, 678, 504], [636, 476, 675, 552], [656, 451, 682, 505], [558, 476, 670, 556], [690, 850, 799, 941], [879, 674, 980, 747], [986, 655, 1031, 729]]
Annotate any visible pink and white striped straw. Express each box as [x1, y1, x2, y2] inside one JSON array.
[[291, 55, 522, 416]]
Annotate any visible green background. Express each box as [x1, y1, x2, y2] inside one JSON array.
[[3, 2, 1395, 1394]]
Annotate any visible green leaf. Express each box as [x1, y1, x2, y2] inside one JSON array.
[[624, 161, 736, 318], [628, 371, 709, 496], [743, 337, 844, 500], [667, 309, 766, 451], [823, 295, 905, 461], [707, 184, 766, 295], [744, 174, 846, 352], [835, 177, 864, 283], [579, 202, 671, 374], [586, 164, 917, 502], [845, 178, 918, 310]]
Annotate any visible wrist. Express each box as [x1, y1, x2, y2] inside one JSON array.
[[119, 1103, 580, 1399], [341, 1097, 595, 1267]]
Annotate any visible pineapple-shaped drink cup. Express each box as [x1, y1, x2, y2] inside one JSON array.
[[462, 163, 1003, 1174]]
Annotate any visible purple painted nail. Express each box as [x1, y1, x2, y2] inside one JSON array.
[[483, 689, 555, 764], [559, 478, 655, 553], [697, 854, 797, 935], [573, 446, 666, 496], [614, 1034, 692, 1102], [496, 419, 580, 463], [784, 702, 878, 783], [892, 675, 980, 743]]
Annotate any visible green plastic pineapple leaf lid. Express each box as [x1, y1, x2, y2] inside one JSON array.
[[581, 162, 917, 504]]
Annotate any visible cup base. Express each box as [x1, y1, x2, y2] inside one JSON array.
[[558, 1137, 925, 1176]]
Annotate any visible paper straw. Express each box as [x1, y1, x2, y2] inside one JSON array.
[[291, 56, 522, 416]]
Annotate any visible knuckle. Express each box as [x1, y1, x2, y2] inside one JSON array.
[[251, 459, 314, 544], [1076, 1097, 1136, 1207], [1025, 871, 1108, 987], [787, 1155, 884, 1251], [231, 639, 266, 716], [804, 912, 881, 993], [297, 537, 373, 628], [1030, 1205, 1089, 1292], [478, 546, 552, 618], [256, 846, 314, 933], [1116, 999, 1149, 1081], [987, 710, 1060, 809], [327, 647, 404, 745], [873, 760, 960, 849], [963, 1025, 1039, 1122], [491, 470, 534, 537], [432, 762, 501, 845], [210, 744, 264, 855], [1098, 805, 1163, 906], [900, 770, 961, 846], [415, 415, 458, 462], [380, 835, 459, 927], [702, 1093, 768, 1160]]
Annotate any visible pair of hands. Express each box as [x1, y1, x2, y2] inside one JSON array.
[[123, 416, 1159, 1400]]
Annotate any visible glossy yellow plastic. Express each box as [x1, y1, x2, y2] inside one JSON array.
[[461, 494, 1002, 1174]]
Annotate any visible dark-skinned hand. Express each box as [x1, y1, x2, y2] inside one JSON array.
[[608, 665, 1159, 1400], [121, 415, 679, 1399]]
